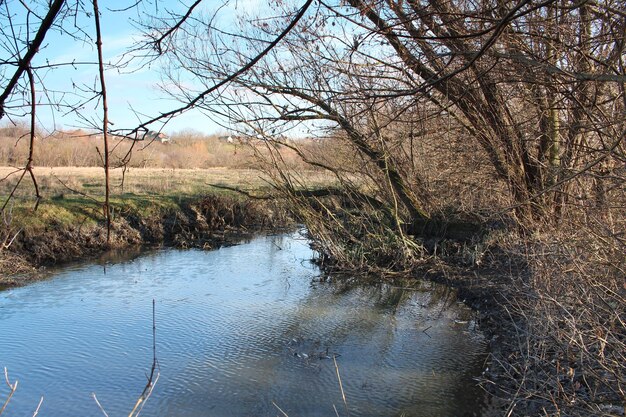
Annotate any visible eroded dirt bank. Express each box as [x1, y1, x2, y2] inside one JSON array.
[[0, 195, 292, 286]]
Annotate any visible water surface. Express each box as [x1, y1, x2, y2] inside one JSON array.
[[0, 231, 486, 416]]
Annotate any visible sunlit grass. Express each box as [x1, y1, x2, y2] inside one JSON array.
[[0, 166, 336, 231]]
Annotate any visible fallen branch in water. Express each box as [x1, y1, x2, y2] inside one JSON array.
[[92, 393, 110, 417], [127, 299, 160, 417], [272, 400, 290, 417], [0, 368, 18, 415], [0, 368, 44, 417], [93, 299, 160, 417], [333, 356, 350, 417], [31, 396, 43, 417]]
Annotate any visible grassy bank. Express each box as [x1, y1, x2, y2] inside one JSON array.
[[0, 166, 316, 283]]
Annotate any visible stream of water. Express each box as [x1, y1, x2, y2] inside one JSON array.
[[0, 231, 487, 416]]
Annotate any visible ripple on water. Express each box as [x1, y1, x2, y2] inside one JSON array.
[[0, 232, 487, 417]]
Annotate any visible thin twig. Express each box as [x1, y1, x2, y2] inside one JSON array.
[[333, 356, 350, 417], [127, 299, 159, 417], [209, 183, 271, 199], [272, 401, 289, 417], [51, 174, 100, 205], [0, 368, 18, 415], [125, 0, 314, 134], [91, 392, 110, 417], [31, 396, 44, 417]]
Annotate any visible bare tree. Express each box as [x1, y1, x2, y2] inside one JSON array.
[[0, 0, 68, 212], [152, 0, 624, 232]]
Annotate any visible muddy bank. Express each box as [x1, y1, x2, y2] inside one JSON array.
[[0, 195, 293, 286], [328, 237, 624, 417]]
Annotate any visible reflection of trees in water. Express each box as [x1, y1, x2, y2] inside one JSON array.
[[280, 277, 478, 362], [365, 280, 459, 319], [275, 279, 486, 416], [95, 246, 146, 265]]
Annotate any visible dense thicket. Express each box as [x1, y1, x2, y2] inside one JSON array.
[[159, 0, 624, 252]]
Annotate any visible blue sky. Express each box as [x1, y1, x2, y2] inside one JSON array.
[[8, 0, 247, 135], [4, 0, 323, 137]]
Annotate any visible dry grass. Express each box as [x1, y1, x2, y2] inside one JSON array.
[[1, 166, 266, 197], [0, 166, 335, 201], [0, 126, 327, 171]]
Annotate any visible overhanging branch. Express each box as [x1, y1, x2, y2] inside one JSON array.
[[0, 0, 65, 120]]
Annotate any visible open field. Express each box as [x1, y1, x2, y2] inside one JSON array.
[[0, 126, 333, 171], [1, 166, 272, 199], [0, 165, 337, 199], [0, 166, 336, 230]]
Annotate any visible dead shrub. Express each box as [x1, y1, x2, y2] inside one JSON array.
[[486, 217, 625, 416]]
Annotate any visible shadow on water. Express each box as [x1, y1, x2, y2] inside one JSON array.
[[0, 231, 487, 417]]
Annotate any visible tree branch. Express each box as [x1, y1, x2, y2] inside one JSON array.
[[0, 0, 65, 120], [126, 0, 314, 134]]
